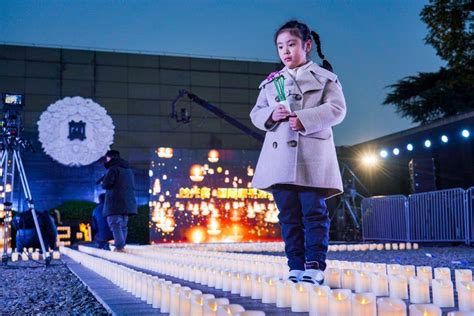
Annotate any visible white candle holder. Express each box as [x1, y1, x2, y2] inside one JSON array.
[[376, 297, 406, 316], [432, 278, 454, 307], [275, 279, 291, 308], [291, 283, 310, 312], [458, 281, 474, 311], [389, 275, 408, 299], [352, 292, 376, 316], [409, 277, 430, 304], [408, 304, 441, 316], [328, 289, 351, 316], [309, 285, 330, 316]]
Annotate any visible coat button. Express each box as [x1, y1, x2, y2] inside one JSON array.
[[287, 140, 297, 147], [294, 94, 302, 100], [272, 142, 278, 149], [274, 96, 280, 102]]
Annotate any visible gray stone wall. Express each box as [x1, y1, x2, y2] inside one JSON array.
[[0, 44, 279, 168]]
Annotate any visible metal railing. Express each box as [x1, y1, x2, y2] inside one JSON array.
[[361, 195, 409, 242], [468, 187, 474, 244], [361, 188, 472, 245], [408, 188, 466, 243]]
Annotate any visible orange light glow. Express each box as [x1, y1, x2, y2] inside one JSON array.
[[208, 150, 220, 163], [189, 164, 204, 182]]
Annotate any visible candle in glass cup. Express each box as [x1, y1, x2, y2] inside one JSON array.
[[11, 252, 18, 262], [370, 273, 389, 296], [291, 283, 310, 312], [178, 288, 195, 316], [402, 265, 416, 279], [413, 243, 419, 250], [376, 244, 384, 251], [392, 243, 399, 250], [240, 273, 252, 297], [216, 304, 245, 316], [431, 278, 454, 308], [416, 266, 433, 284], [203, 298, 229, 316], [324, 268, 341, 288], [434, 267, 451, 281], [328, 289, 351, 316], [341, 269, 356, 290], [399, 243, 406, 250], [21, 252, 28, 261], [160, 282, 174, 313], [354, 271, 371, 293], [389, 275, 408, 299], [455, 269, 472, 290], [251, 274, 263, 299], [408, 304, 441, 316], [406, 242, 412, 250], [275, 279, 291, 308], [385, 243, 391, 250], [261, 276, 277, 303], [457, 281, 474, 311], [231, 272, 241, 294], [409, 277, 430, 304], [374, 263, 387, 274], [352, 293, 376, 316], [169, 284, 182, 316], [377, 297, 406, 316], [361, 262, 375, 272], [309, 285, 330, 316], [388, 264, 402, 276], [31, 252, 40, 260], [222, 271, 233, 292], [190, 293, 215, 316], [215, 270, 225, 289]]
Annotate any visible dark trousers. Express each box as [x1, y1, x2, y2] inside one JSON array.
[[107, 215, 129, 250], [272, 185, 330, 271]]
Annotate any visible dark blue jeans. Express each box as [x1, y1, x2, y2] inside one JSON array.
[[272, 185, 330, 271], [107, 215, 129, 250]]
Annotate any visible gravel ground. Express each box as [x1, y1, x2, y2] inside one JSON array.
[[1, 259, 108, 315]]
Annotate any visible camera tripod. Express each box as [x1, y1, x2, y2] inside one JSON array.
[[331, 163, 368, 240], [0, 148, 50, 266]]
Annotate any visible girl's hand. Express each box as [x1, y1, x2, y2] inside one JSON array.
[[272, 105, 290, 122], [289, 114, 304, 131]]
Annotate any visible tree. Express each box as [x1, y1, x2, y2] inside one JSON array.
[[383, 0, 473, 124]]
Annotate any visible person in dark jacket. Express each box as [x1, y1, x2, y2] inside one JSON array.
[[91, 193, 113, 250], [100, 150, 137, 252]]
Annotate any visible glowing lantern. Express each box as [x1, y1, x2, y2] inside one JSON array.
[[207, 218, 221, 235], [191, 228, 206, 243], [152, 179, 161, 195], [247, 166, 254, 176], [208, 150, 219, 163], [161, 217, 175, 233], [230, 210, 241, 222], [157, 147, 174, 158], [5, 184, 12, 193], [217, 167, 223, 173], [225, 177, 230, 183], [264, 210, 279, 223], [189, 164, 204, 182]]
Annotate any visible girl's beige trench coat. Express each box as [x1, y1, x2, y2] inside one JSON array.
[[250, 62, 347, 199]]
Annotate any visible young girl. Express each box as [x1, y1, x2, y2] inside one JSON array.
[[250, 20, 346, 284]]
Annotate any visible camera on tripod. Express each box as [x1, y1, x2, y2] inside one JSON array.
[[1, 93, 32, 151]]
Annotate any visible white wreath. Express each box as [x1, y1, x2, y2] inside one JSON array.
[[37, 96, 115, 166]]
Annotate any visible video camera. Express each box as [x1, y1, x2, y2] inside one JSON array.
[[0, 93, 32, 151]]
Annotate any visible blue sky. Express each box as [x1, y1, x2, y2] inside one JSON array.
[[0, 0, 444, 146]]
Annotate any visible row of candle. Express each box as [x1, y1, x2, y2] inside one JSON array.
[[123, 246, 471, 294], [77, 245, 474, 313], [11, 250, 61, 262], [145, 241, 421, 253], [61, 247, 264, 316]]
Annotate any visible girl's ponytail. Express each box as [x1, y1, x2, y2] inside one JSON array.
[[311, 31, 333, 72]]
